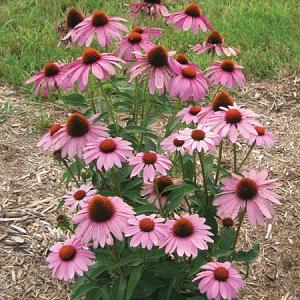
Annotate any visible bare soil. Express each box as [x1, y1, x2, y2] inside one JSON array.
[[0, 76, 299, 300]]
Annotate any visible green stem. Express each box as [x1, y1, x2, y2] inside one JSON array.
[[89, 84, 97, 114], [211, 85, 222, 101], [179, 153, 192, 214], [238, 142, 256, 171], [198, 151, 209, 211], [138, 82, 149, 151], [154, 180, 164, 216], [61, 158, 80, 187], [233, 143, 237, 173], [111, 168, 121, 196], [214, 140, 223, 184], [193, 151, 197, 184], [97, 169, 111, 190], [99, 81, 120, 135], [233, 205, 247, 250], [133, 78, 139, 123], [85, 273, 102, 287]]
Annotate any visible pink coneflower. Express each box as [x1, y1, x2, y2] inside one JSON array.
[[72, 9, 128, 47], [141, 176, 182, 208], [205, 59, 245, 90], [73, 195, 135, 247], [174, 53, 201, 72], [83, 137, 133, 171], [160, 133, 186, 156], [132, 26, 163, 40], [37, 123, 63, 150], [248, 126, 276, 147], [161, 213, 214, 257], [124, 214, 168, 249], [63, 48, 123, 91], [170, 66, 210, 101], [214, 170, 280, 226], [46, 236, 95, 282], [128, 0, 168, 19], [52, 112, 109, 159], [26, 62, 68, 96], [117, 30, 154, 61], [208, 105, 259, 143], [63, 183, 97, 212], [128, 45, 177, 95], [165, 3, 213, 34], [128, 151, 172, 182], [61, 7, 84, 44], [193, 261, 245, 300], [177, 105, 203, 125], [192, 30, 238, 57], [178, 124, 219, 154]]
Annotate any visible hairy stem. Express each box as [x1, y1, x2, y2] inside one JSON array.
[[214, 140, 223, 184]]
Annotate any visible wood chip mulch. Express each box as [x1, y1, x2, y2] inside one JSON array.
[[0, 75, 299, 300]]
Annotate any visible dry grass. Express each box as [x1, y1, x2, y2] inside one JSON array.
[[0, 75, 299, 299]]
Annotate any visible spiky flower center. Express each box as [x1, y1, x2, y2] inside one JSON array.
[[67, 7, 84, 28], [225, 109, 242, 124], [128, 32, 142, 44], [236, 178, 258, 200], [191, 129, 205, 141], [59, 245, 76, 261], [189, 106, 201, 115], [182, 67, 197, 79], [133, 27, 144, 34], [139, 218, 155, 232], [173, 217, 194, 237], [82, 48, 101, 65], [49, 123, 62, 136], [173, 138, 185, 147], [207, 30, 223, 45], [99, 139, 117, 153], [212, 91, 234, 112], [147, 46, 168, 68], [66, 113, 90, 137], [185, 3, 202, 17], [92, 10, 109, 27], [222, 217, 234, 228], [88, 195, 115, 222], [155, 176, 174, 196], [255, 126, 265, 136], [73, 190, 86, 201], [176, 53, 189, 65], [44, 62, 60, 77], [221, 59, 235, 72], [214, 267, 229, 281], [144, 0, 161, 3], [142, 152, 157, 164]]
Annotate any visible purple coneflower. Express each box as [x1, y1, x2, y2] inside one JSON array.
[[72, 9, 128, 47], [160, 133, 186, 156], [63, 48, 123, 91], [205, 59, 246, 90], [128, 151, 172, 182], [165, 3, 213, 34], [192, 30, 238, 57], [214, 170, 280, 226], [46, 236, 95, 281], [128, 45, 177, 95], [83, 137, 133, 171], [128, 0, 168, 19]]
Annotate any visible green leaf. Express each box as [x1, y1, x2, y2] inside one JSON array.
[[112, 276, 127, 300], [125, 266, 143, 300], [233, 242, 260, 262], [71, 283, 97, 300], [62, 93, 86, 107], [218, 228, 236, 251]]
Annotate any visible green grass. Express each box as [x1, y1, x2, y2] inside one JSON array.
[[0, 0, 299, 89]]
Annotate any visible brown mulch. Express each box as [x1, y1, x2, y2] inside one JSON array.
[[0, 75, 299, 300]]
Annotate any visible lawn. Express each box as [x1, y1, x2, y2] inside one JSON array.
[[0, 0, 299, 89]]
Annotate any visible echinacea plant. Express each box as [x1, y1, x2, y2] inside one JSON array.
[[27, 2, 280, 300]]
